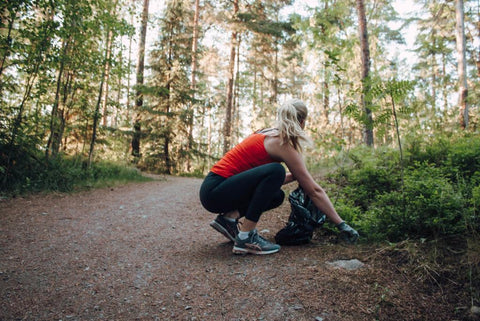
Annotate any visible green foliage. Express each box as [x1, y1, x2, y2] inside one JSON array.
[[237, 13, 295, 38], [336, 146, 402, 211], [407, 134, 480, 183], [360, 166, 465, 242], [345, 78, 416, 137], [329, 134, 480, 242], [0, 143, 149, 197]]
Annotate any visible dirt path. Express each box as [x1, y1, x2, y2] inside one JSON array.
[[0, 176, 463, 320]]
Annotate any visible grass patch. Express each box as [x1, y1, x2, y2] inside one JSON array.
[[1, 151, 152, 198]]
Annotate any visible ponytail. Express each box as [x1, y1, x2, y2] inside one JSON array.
[[275, 99, 311, 152]]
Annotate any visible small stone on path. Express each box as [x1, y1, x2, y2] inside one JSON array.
[[326, 259, 365, 270], [471, 306, 480, 315]]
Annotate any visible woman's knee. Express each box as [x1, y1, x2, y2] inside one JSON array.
[[271, 189, 285, 208], [265, 163, 286, 182]]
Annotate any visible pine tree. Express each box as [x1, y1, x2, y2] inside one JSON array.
[[131, 0, 149, 159], [455, 0, 468, 129], [144, 0, 193, 174]]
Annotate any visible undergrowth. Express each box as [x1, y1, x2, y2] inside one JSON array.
[[0, 149, 151, 197], [326, 134, 479, 243], [319, 133, 480, 312]]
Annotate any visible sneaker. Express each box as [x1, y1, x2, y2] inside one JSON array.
[[210, 214, 240, 242], [233, 229, 281, 255]]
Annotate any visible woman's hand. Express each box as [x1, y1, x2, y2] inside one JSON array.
[[336, 222, 359, 244]]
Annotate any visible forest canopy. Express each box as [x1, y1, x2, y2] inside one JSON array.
[[0, 0, 478, 187]]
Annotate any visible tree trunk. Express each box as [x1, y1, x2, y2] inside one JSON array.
[[101, 21, 114, 127], [190, 0, 200, 92], [355, 0, 374, 146], [164, 96, 172, 175], [89, 33, 111, 166], [321, 1, 330, 124], [233, 34, 241, 145], [223, 0, 239, 155], [89, 0, 119, 166], [53, 71, 73, 154], [477, 8, 480, 78], [477, 20, 480, 78], [185, 0, 200, 171], [253, 67, 257, 116], [455, 0, 468, 129], [46, 39, 68, 158], [0, 9, 15, 81], [88, 77, 104, 166], [102, 0, 118, 128], [273, 47, 278, 104], [431, 32, 437, 113], [270, 36, 278, 104], [323, 67, 330, 124], [131, 0, 149, 158], [126, 0, 135, 124], [3, 64, 39, 187], [115, 39, 122, 128], [442, 52, 448, 113]]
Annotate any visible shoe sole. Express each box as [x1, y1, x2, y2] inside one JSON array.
[[210, 220, 236, 242], [232, 246, 280, 255]]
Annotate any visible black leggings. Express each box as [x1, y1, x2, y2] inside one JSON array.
[[199, 163, 286, 223]]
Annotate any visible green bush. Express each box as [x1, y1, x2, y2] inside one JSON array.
[[405, 134, 480, 183], [35, 157, 85, 192], [330, 135, 478, 242], [1, 149, 149, 197], [334, 198, 364, 228], [333, 146, 401, 211], [406, 135, 450, 166], [341, 165, 401, 211], [360, 166, 466, 241], [445, 137, 480, 182]]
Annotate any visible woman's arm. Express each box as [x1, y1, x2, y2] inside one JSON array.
[[264, 136, 343, 224], [265, 136, 359, 243]]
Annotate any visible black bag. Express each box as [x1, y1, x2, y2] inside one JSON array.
[[275, 186, 326, 245]]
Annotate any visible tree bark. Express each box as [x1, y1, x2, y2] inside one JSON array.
[[431, 32, 437, 112], [223, 0, 238, 155], [455, 0, 468, 129], [233, 34, 241, 145], [185, 0, 200, 171], [46, 39, 68, 158], [126, 0, 135, 124], [355, 0, 374, 146], [323, 68, 330, 124], [477, 17, 480, 78], [190, 0, 200, 92], [101, 14, 114, 127], [88, 0, 120, 166], [88, 74, 104, 166], [89, 36, 110, 165], [102, 0, 119, 128], [3, 64, 39, 187], [131, 0, 149, 158], [0, 8, 15, 81]]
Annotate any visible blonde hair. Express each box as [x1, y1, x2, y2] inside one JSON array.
[[275, 99, 311, 152]]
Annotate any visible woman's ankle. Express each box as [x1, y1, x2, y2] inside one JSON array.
[[224, 209, 240, 219], [240, 218, 257, 232]]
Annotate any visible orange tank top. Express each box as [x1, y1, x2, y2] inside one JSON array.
[[210, 133, 276, 178]]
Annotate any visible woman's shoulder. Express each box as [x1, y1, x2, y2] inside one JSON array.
[[255, 128, 279, 136], [264, 132, 299, 161]]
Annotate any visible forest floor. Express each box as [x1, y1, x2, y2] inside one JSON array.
[[0, 175, 478, 321]]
